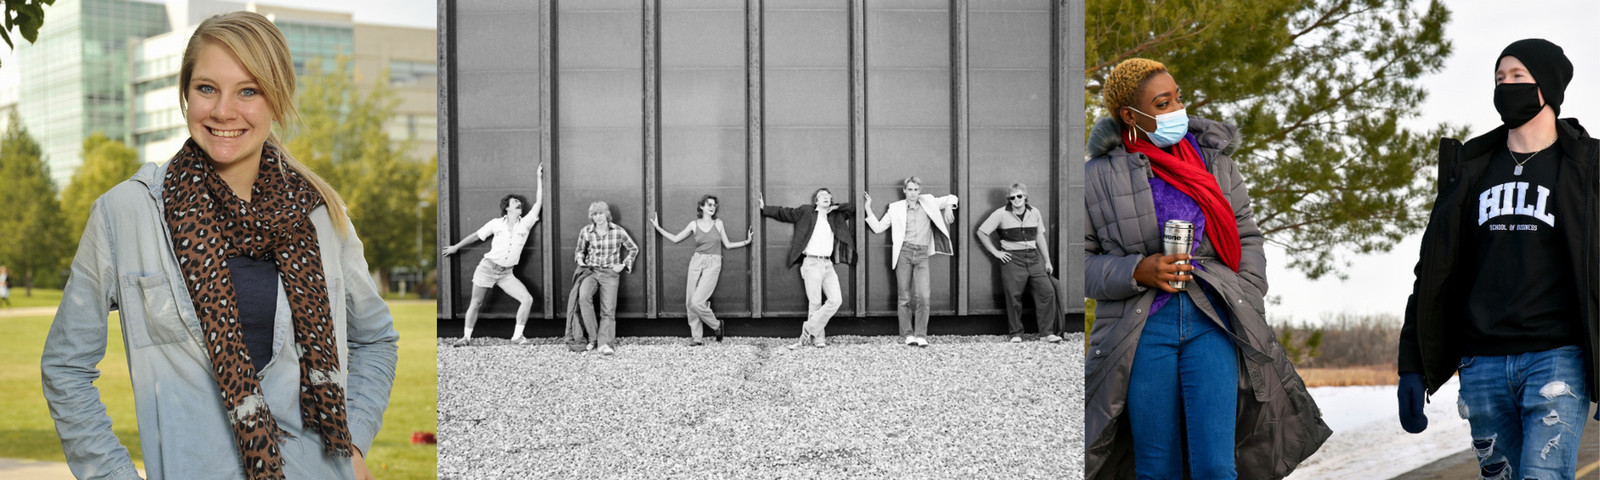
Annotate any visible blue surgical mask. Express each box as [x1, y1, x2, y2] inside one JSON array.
[[1130, 107, 1189, 148]]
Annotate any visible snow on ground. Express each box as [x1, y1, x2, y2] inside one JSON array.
[[1287, 377, 1473, 480]]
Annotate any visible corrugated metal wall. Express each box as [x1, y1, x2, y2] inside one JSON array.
[[439, 0, 1081, 324]]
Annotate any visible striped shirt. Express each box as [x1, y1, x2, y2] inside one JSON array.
[[575, 222, 639, 270]]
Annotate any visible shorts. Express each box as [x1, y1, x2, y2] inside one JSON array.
[[472, 259, 516, 289]]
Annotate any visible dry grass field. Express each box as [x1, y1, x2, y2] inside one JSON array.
[[1297, 364, 1399, 388]]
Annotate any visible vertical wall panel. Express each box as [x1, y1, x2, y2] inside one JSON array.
[[967, 0, 1054, 315], [864, 0, 953, 316], [449, 0, 545, 319], [658, 1, 750, 317], [762, 1, 853, 316], [555, 2, 647, 317]]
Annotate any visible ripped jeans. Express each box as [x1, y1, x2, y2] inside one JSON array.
[[1457, 345, 1590, 480]]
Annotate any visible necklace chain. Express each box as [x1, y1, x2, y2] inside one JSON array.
[[1509, 138, 1556, 176]]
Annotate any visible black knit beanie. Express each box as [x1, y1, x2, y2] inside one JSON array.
[[1497, 38, 1573, 116]]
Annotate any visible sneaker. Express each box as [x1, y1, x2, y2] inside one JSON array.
[[904, 336, 917, 346], [690, 340, 704, 347], [451, 337, 471, 347], [914, 337, 929, 348], [1044, 334, 1064, 343], [512, 336, 532, 345], [1009, 336, 1023, 343], [813, 340, 827, 348], [599, 344, 615, 356], [586, 342, 597, 352], [714, 326, 724, 342]]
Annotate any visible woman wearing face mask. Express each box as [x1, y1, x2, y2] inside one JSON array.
[[1397, 39, 1597, 479], [650, 195, 754, 346], [1083, 58, 1328, 479], [40, 12, 397, 480]]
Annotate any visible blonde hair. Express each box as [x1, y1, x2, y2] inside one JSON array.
[[587, 201, 611, 220], [180, 11, 350, 235], [1101, 58, 1168, 129]]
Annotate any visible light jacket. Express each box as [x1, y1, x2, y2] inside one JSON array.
[[1400, 118, 1599, 400], [1083, 116, 1330, 479], [865, 194, 959, 268], [41, 161, 399, 480]]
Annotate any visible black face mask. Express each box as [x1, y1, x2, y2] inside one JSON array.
[[1494, 83, 1546, 129]]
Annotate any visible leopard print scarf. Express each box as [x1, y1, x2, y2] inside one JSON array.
[[162, 139, 352, 479]]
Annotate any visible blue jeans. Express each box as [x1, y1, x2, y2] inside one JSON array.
[[1457, 345, 1590, 480], [895, 243, 931, 337], [1128, 291, 1238, 480]]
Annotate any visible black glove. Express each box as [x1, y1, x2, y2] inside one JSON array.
[[1398, 372, 1428, 433]]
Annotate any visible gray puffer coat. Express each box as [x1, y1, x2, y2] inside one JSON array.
[[1083, 115, 1331, 479]]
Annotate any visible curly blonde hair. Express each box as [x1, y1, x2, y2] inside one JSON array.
[[1101, 58, 1168, 121]]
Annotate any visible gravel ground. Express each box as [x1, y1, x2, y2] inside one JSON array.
[[437, 334, 1085, 480]]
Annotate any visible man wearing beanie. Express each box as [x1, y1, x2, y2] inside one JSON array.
[[1398, 38, 1598, 479]]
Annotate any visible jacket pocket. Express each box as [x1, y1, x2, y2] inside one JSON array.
[[119, 273, 188, 348]]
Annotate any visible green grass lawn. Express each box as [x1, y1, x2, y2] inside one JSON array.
[[2, 288, 64, 309], [0, 300, 437, 479]]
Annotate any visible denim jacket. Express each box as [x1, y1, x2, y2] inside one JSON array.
[[40, 161, 400, 480]]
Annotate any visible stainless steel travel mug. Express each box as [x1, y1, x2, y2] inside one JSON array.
[[1162, 220, 1194, 289]]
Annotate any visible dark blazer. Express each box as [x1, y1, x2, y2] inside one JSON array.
[[762, 202, 857, 268]]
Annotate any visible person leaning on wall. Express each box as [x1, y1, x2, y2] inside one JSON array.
[[863, 176, 958, 348], [976, 182, 1063, 344], [1083, 57, 1329, 480], [40, 11, 398, 480]]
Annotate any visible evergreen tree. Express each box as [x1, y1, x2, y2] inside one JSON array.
[[0, 110, 70, 292], [1088, 0, 1470, 279]]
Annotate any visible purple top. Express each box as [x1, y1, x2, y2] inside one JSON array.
[[1148, 135, 1208, 314]]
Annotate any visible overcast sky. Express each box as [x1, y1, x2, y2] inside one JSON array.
[[1265, 0, 1600, 323]]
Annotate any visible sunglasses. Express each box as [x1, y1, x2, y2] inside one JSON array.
[[1008, 194, 1026, 200]]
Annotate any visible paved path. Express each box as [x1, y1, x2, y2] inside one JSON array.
[[0, 458, 85, 480], [0, 306, 59, 318], [1394, 405, 1599, 479]]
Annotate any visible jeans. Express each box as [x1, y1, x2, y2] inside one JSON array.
[[799, 257, 842, 343], [1457, 345, 1590, 480], [685, 253, 723, 340], [895, 243, 932, 337], [1127, 291, 1238, 480], [577, 267, 620, 347], [1000, 249, 1060, 336]]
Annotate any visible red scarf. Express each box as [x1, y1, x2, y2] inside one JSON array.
[[1124, 136, 1241, 272]]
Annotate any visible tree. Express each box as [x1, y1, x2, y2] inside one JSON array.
[[0, 109, 69, 292], [2, 0, 55, 70], [287, 56, 432, 294], [62, 132, 141, 246], [1087, 0, 1470, 279]]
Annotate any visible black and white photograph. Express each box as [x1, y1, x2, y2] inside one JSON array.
[[434, 0, 1083, 478]]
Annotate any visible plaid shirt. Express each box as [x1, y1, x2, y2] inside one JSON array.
[[575, 222, 639, 271]]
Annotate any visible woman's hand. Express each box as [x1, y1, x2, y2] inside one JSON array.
[[442, 245, 459, 257], [1133, 253, 1193, 293], [352, 447, 375, 480], [649, 212, 660, 228]]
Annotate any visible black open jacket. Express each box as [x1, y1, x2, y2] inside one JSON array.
[[1400, 118, 1599, 401]]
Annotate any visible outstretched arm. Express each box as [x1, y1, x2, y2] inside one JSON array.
[[517, 163, 545, 231], [442, 233, 483, 257], [758, 192, 804, 223], [862, 192, 889, 233], [718, 220, 753, 249], [650, 213, 694, 243]]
